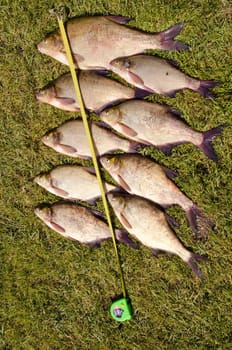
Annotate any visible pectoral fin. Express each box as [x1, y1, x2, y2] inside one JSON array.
[[59, 144, 77, 154], [129, 72, 154, 92], [50, 221, 66, 234], [118, 175, 131, 192], [119, 213, 132, 229], [51, 186, 70, 197], [58, 97, 76, 105], [118, 123, 138, 137]]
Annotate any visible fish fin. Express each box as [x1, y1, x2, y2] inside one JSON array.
[[166, 214, 180, 228], [91, 209, 105, 220], [166, 58, 179, 68], [158, 22, 189, 51], [119, 213, 133, 229], [186, 204, 214, 238], [106, 15, 131, 24], [186, 253, 208, 280], [83, 166, 96, 175], [134, 88, 153, 98], [85, 197, 98, 205], [51, 185, 70, 198], [92, 69, 110, 76], [87, 240, 103, 248], [50, 221, 66, 234], [167, 106, 182, 117], [128, 141, 144, 153], [161, 165, 178, 179], [151, 248, 167, 257], [198, 125, 226, 162], [118, 122, 138, 137], [163, 89, 179, 98], [129, 72, 154, 93], [157, 143, 175, 155], [196, 80, 221, 99], [115, 229, 139, 249], [118, 175, 131, 192], [73, 53, 85, 64], [59, 144, 77, 154], [58, 97, 76, 105]]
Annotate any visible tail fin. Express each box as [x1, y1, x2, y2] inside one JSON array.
[[198, 125, 226, 162], [197, 80, 221, 98], [186, 253, 207, 279], [158, 22, 189, 51], [186, 204, 214, 238]]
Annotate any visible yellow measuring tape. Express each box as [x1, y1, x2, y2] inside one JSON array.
[[57, 16, 127, 299]]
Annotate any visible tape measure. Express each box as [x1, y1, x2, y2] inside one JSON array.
[[57, 15, 132, 322]]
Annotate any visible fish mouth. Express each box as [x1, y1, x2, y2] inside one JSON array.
[[35, 92, 43, 101], [37, 42, 47, 54]]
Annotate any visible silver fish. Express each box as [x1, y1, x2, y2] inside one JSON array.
[[36, 70, 147, 113], [110, 55, 220, 98], [100, 154, 213, 237], [41, 120, 138, 158], [108, 192, 206, 279], [37, 16, 188, 69], [34, 202, 137, 248], [100, 100, 224, 162], [34, 165, 116, 203]]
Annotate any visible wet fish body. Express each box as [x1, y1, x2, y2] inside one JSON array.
[[36, 70, 146, 113], [34, 202, 137, 248], [108, 192, 206, 279], [110, 55, 220, 98], [41, 120, 138, 158], [100, 154, 213, 236], [34, 165, 116, 203], [100, 100, 224, 162], [37, 16, 188, 69]]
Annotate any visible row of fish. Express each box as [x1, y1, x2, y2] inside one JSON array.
[[34, 155, 212, 279], [34, 15, 222, 279]]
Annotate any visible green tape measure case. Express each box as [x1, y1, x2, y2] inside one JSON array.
[[110, 298, 133, 322]]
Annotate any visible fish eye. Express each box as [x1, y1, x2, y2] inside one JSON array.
[[124, 60, 131, 69]]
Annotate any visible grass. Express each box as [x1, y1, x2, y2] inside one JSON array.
[[1, 0, 231, 349]]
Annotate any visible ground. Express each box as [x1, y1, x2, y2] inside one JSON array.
[[0, 0, 231, 349]]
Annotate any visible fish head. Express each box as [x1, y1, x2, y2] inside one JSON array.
[[41, 130, 60, 148], [100, 155, 122, 174], [36, 85, 56, 104], [33, 173, 51, 190], [34, 206, 52, 224], [100, 107, 122, 125], [37, 32, 68, 64], [110, 57, 133, 73], [107, 192, 127, 212]]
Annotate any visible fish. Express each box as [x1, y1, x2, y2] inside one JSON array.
[[41, 120, 139, 158], [110, 55, 220, 98], [34, 202, 138, 248], [107, 192, 207, 279], [36, 70, 148, 113], [100, 154, 213, 237], [34, 165, 117, 203], [100, 100, 225, 162], [37, 16, 188, 69]]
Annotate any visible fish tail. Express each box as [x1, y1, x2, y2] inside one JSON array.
[[196, 80, 221, 98], [157, 22, 189, 51], [186, 253, 207, 280], [199, 125, 226, 162], [128, 141, 146, 153], [186, 204, 214, 238]]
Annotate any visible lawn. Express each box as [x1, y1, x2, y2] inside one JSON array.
[[1, 0, 231, 349]]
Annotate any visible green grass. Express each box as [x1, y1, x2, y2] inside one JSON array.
[[1, 0, 232, 349]]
